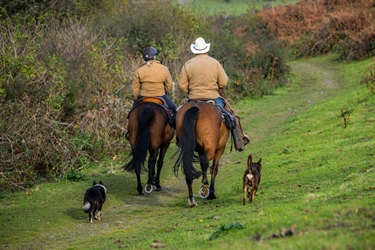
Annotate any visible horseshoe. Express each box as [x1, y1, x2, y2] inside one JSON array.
[[144, 184, 153, 194], [199, 186, 210, 198]]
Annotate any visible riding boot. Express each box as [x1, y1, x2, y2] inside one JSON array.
[[169, 111, 176, 128], [232, 115, 250, 152]]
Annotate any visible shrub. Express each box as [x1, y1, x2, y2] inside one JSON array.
[[255, 0, 375, 61], [360, 66, 375, 95]]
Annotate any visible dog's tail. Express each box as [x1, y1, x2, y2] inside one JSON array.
[[83, 201, 91, 212], [247, 154, 253, 172]]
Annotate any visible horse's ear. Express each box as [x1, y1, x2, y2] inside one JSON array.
[[93, 180, 97, 186]]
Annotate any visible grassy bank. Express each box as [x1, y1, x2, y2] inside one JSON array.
[[172, 0, 299, 16], [1, 54, 374, 249]]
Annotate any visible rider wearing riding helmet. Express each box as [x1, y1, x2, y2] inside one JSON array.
[[178, 37, 249, 151], [131, 46, 177, 115]]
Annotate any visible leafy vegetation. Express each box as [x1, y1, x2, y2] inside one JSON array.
[[0, 0, 292, 191], [255, 0, 375, 59]]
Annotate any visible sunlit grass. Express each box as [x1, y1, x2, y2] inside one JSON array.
[[171, 0, 299, 16]]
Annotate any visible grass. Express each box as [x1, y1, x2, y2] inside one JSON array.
[[172, 0, 299, 16], [1, 54, 375, 249]]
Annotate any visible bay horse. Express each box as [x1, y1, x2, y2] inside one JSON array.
[[123, 98, 175, 195], [174, 100, 230, 207]]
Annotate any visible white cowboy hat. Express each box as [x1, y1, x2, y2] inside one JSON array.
[[190, 37, 210, 54]]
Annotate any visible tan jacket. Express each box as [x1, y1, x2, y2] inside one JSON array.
[[178, 54, 228, 99], [132, 60, 172, 100]]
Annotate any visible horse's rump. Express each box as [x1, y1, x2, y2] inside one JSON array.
[[125, 102, 173, 172], [174, 101, 228, 178], [124, 101, 175, 194]]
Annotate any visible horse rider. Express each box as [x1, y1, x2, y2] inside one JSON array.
[[131, 46, 177, 115], [178, 37, 250, 151]]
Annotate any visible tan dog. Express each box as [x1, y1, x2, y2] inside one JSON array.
[[243, 154, 262, 205]]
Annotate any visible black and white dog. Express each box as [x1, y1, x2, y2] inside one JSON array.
[[83, 180, 107, 223]]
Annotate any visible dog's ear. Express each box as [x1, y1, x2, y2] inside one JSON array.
[[258, 158, 262, 164], [99, 180, 103, 185], [93, 180, 97, 186]]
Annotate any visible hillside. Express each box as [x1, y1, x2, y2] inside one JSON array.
[[1, 55, 374, 249]]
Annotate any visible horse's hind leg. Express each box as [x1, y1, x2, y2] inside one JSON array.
[[199, 154, 210, 198], [145, 148, 158, 193], [136, 171, 143, 195], [186, 177, 197, 207], [154, 144, 169, 191], [207, 148, 225, 200]]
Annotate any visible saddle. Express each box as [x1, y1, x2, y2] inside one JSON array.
[[188, 98, 236, 130], [138, 96, 164, 105], [127, 97, 172, 119]]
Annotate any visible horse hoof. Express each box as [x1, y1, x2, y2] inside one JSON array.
[[188, 198, 198, 207], [199, 187, 210, 199], [144, 184, 153, 194], [207, 193, 216, 200], [155, 186, 162, 191]]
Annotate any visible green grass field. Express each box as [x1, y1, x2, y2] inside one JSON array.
[[1, 54, 374, 249], [172, 0, 299, 16]]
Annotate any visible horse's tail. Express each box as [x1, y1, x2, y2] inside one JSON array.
[[174, 107, 202, 180], [123, 105, 152, 173]]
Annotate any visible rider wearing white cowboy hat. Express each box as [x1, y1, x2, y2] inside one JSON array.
[[178, 37, 250, 151], [190, 37, 211, 54]]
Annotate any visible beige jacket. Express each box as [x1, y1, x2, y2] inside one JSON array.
[[178, 54, 228, 99], [132, 60, 172, 100]]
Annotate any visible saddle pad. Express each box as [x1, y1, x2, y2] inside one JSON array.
[[139, 97, 163, 105]]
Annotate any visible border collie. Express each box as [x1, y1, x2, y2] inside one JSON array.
[[83, 180, 107, 223]]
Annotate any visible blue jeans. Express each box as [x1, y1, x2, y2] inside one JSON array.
[[161, 94, 177, 113], [213, 97, 225, 109]]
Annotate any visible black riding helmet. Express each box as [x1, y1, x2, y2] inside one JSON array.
[[143, 46, 157, 61]]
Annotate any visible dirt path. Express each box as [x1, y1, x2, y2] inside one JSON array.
[[241, 58, 340, 146]]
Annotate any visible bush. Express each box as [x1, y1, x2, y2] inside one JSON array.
[[360, 66, 375, 95], [255, 0, 375, 61]]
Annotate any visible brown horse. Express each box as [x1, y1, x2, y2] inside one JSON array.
[[123, 99, 175, 195], [174, 100, 229, 207]]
